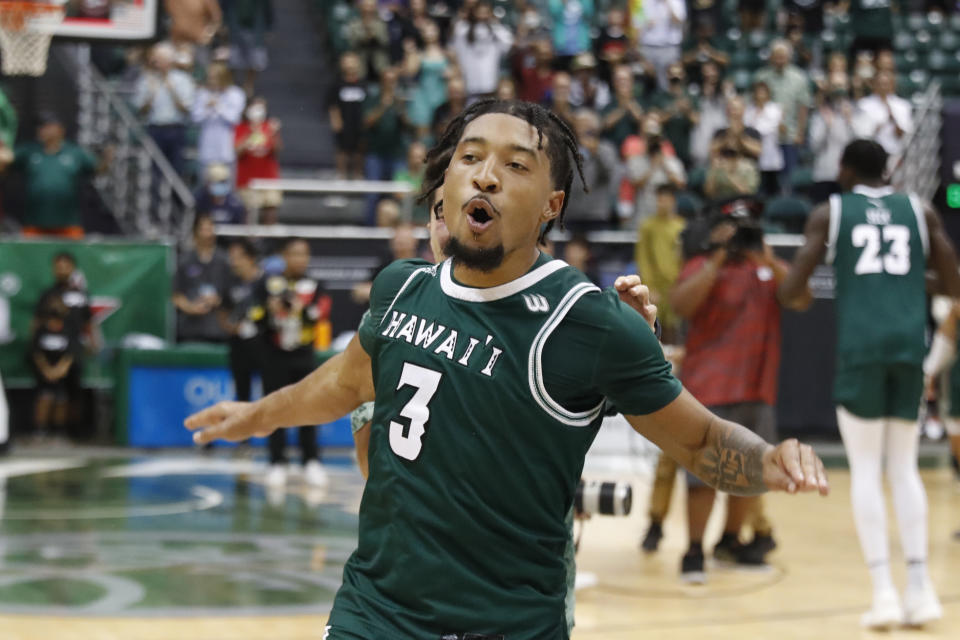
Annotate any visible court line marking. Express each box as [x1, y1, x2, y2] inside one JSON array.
[[1, 485, 222, 520]]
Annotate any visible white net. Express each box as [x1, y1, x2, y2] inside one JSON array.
[[0, 4, 63, 76]]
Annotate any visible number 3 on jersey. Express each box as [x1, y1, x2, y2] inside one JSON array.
[[389, 362, 443, 460], [852, 223, 911, 276]]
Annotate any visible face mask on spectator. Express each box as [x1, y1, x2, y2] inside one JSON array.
[[210, 181, 231, 197], [247, 105, 267, 123]]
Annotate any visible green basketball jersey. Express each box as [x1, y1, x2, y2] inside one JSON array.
[[328, 254, 681, 639], [826, 185, 929, 368]]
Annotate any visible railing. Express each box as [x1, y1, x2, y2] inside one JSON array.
[[70, 46, 195, 239], [890, 80, 943, 201]]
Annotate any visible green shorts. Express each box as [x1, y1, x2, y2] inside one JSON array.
[[833, 362, 923, 421]]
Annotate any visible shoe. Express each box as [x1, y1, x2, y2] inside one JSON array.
[[265, 464, 287, 488], [640, 521, 663, 553], [748, 533, 777, 556], [304, 460, 329, 487], [861, 590, 904, 629], [904, 582, 943, 626], [680, 549, 706, 584], [712, 533, 739, 563]]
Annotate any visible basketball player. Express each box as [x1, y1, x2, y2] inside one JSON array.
[[780, 139, 960, 628], [187, 100, 828, 640]]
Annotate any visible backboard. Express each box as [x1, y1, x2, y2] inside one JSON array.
[[51, 0, 158, 41]]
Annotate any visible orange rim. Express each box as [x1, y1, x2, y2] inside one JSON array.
[[0, 2, 63, 32]]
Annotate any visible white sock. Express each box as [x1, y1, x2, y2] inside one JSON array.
[[837, 407, 894, 597], [885, 418, 932, 593]]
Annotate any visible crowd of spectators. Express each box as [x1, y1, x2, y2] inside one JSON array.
[[323, 0, 925, 234]]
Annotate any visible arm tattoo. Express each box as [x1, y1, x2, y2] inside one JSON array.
[[694, 417, 769, 496]]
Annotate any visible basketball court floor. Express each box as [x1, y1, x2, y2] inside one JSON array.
[[0, 442, 957, 639]]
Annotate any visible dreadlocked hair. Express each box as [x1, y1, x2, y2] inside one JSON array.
[[417, 98, 588, 242]]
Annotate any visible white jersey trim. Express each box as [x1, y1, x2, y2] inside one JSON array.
[[826, 194, 842, 265], [852, 185, 895, 198], [440, 258, 569, 302], [907, 193, 930, 258], [528, 282, 604, 427], [378, 265, 437, 328]]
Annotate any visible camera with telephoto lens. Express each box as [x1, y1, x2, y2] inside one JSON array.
[[574, 480, 632, 517], [711, 197, 765, 254]]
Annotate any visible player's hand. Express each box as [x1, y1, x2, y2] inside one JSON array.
[[184, 401, 277, 444], [614, 275, 657, 330], [762, 438, 829, 496]]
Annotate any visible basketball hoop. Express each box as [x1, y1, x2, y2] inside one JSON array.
[[0, 1, 64, 76]]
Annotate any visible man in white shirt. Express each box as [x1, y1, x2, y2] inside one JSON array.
[[639, 0, 687, 90], [854, 71, 913, 158], [451, 4, 514, 97]]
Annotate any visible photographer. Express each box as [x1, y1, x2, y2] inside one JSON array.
[[669, 203, 804, 582], [253, 238, 331, 488]]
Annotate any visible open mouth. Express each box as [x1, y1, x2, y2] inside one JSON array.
[[465, 198, 497, 233]]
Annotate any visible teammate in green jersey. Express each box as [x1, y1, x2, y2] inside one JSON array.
[[780, 139, 960, 629], [188, 99, 828, 640]]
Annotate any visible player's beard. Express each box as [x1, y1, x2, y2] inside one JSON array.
[[444, 235, 505, 273]]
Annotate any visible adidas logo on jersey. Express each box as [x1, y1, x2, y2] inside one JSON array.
[[522, 293, 549, 313]]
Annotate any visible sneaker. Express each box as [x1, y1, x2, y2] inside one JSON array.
[[640, 521, 663, 553], [304, 460, 329, 487], [904, 582, 943, 626], [712, 534, 740, 563], [680, 549, 706, 584], [748, 533, 777, 556], [265, 464, 287, 488], [861, 590, 905, 629]]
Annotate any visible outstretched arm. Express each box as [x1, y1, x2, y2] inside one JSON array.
[[778, 202, 829, 310], [185, 334, 375, 444], [626, 390, 828, 496], [924, 203, 960, 298]]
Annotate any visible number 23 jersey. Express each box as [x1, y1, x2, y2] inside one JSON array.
[[329, 254, 680, 639], [826, 185, 929, 367]]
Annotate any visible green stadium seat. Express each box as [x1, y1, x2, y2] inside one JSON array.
[[676, 191, 704, 218], [687, 167, 707, 195], [913, 30, 934, 54], [894, 50, 921, 72], [927, 50, 960, 74], [951, 13, 960, 31], [789, 167, 814, 194], [733, 69, 752, 92], [939, 74, 960, 97], [907, 13, 926, 31], [893, 32, 914, 52], [924, 11, 946, 33], [764, 196, 812, 233], [939, 32, 959, 51]]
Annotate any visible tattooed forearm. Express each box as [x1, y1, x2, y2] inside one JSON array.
[[693, 417, 771, 495]]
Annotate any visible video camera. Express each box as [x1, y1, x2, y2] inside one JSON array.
[[684, 196, 765, 258]]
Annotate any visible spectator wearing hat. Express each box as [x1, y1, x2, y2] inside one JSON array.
[[195, 164, 247, 225], [452, 1, 513, 98], [649, 62, 699, 168], [0, 112, 110, 239], [639, 0, 687, 90], [569, 53, 611, 111], [235, 96, 282, 224], [193, 62, 246, 180], [134, 42, 196, 175]]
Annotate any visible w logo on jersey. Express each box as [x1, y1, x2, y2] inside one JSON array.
[[522, 293, 549, 313]]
